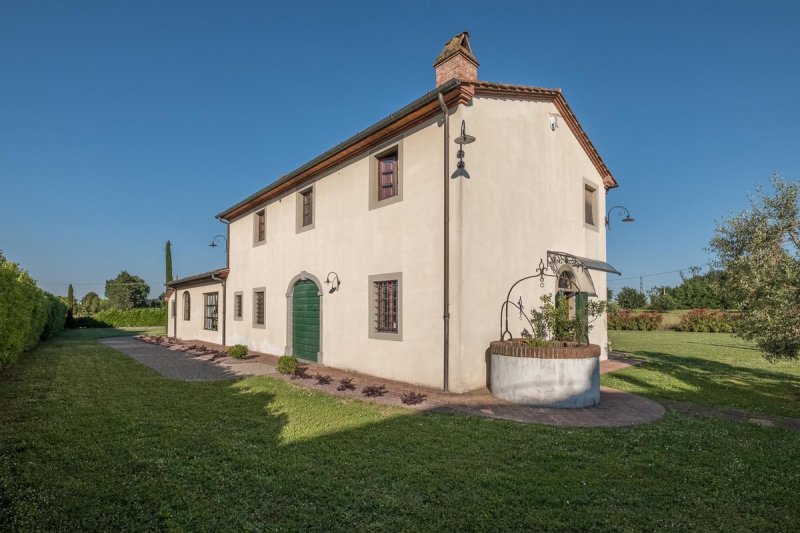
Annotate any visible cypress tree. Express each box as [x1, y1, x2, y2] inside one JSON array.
[[165, 240, 173, 285], [67, 284, 75, 310]]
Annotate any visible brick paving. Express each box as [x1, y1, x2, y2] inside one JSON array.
[[125, 335, 665, 427]]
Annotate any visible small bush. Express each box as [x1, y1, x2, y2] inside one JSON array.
[[227, 344, 248, 359], [337, 377, 356, 391], [608, 310, 663, 331], [314, 374, 332, 385], [276, 355, 298, 374], [361, 385, 388, 397], [401, 392, 427, 405], [678, 309, 739, 333], [649, 293, 678, 312]]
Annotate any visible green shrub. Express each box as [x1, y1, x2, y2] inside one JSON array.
[[649, 293, 678, 312], [228, 344, 248, 359], [68, 307, 167, 328], [608, 310, 663, 331], [277, 355, 298, 374], [678, 309, 739, 333], [0, 253, 67, 368]]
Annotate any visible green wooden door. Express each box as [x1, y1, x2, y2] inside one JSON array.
[[292, 280, 320, 361], [575, 291, 589, 344]]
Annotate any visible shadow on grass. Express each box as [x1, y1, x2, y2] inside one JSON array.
[[604, 350, 800, 416], [2, 330, 799, 530]]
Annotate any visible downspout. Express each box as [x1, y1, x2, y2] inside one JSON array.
[[211, 219, 230, 346], [437, 93, 450, 392], [211, 272, 226, 346]]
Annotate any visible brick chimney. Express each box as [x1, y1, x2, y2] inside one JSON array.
[[433, 32, 479, 87]]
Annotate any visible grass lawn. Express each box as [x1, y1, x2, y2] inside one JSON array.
[[606, 330, 800, 418], [1, 329, 799, 530]]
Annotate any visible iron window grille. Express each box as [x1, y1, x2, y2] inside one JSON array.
[[374, 280, 398, 334], [254, 290, 265, 325], [234, 293, 243, 319], [204, 292, 218, 331]]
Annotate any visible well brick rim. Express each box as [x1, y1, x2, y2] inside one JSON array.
[[489, 339, 600, 359]]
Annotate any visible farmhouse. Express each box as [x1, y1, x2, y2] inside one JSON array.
[[165, 33, 619, 393]]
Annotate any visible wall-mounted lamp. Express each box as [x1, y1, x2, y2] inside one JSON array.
[[549, 113, 561, 131], [452, 120, 476, 180], [324, 272, 341, 294], [605, 206, 635, 229], [209, 234, 228, 253]]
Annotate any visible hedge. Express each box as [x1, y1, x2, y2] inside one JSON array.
[[608, 310, 663, 331], [678, 309, 739, 333], [69, 307, 167, 328], [0, 253, 68, 368]]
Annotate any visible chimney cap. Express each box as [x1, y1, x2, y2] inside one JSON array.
[[433, 32, 479, 68]]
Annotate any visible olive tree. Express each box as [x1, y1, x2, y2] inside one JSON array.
[[709, 175, 800, 361]]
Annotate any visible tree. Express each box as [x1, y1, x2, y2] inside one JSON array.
[[67, 284, 75, 312], [80, 292, 102, 315], [709, 175, 800, 361], [616, 287, 647, 309], [165, 240, 173, 285], [105, 271, 150, 310]]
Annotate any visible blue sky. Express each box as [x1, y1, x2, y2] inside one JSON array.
[[1, 1, 798, 299]]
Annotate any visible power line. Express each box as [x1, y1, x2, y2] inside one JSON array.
[[608, 264, 710, 283]]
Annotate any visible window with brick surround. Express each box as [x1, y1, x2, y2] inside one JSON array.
[[204, 292, 218, 331], [368, 273, 403, 341]]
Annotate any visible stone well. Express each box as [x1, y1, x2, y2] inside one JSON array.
[[489, 339, 601, 408]]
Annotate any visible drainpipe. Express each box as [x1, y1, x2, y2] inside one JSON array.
[[438, 93, 450, 393], [211, 272, 226, 346], [212, 219, 230, 346]]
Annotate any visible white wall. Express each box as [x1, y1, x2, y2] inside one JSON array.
[[224, 116, 448, 388], [172, 94, 612, 393], [167, 283, 224, 345], [451, 96, 609, 392]]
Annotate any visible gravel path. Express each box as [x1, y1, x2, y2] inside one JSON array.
[[100, 337, 240, 381]]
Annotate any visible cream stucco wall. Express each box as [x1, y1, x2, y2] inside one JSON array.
[[171, 94, 612, 393], [167, 283, 224, 345], [224, 117, 448, 388], [451, 96, 609, 392]]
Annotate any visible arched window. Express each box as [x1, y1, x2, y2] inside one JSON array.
[[183, 292, 191, 321]]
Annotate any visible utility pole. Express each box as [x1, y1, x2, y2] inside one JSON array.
[[640, 276, 644, 295]]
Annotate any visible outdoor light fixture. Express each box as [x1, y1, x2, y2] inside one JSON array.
[[605, 206, 635, 229], [209, 234, 227, 249], [324, 272, 341, 294], [549, 113, 561, 131], [451, 120, 476, 179]]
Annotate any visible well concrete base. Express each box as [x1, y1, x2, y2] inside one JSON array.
[[490, 353, 600, 408]]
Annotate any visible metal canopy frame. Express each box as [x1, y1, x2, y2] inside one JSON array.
[[499, 252, 620, 341]]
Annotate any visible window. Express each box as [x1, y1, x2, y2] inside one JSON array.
[[369, 142, 403, 210], [584, 183, 597, 228], [203, 292, 219, 331], [183, 292, 190, 321], [253, 209, 266, 245], [296, 186, 315, 232], [368, 273, 403, 340], [302, 189, 313, 226], [233, 292, 243, 321], [170, 300, 176, 317], [253, 288, 265, 328], [378, 152, 398, 201]]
